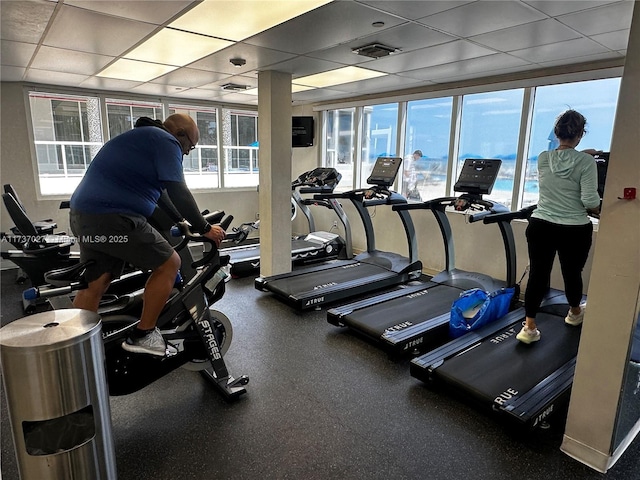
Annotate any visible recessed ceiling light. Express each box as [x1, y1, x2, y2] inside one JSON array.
[[170, 0, 332, 42], [295, 66, 386, 88], [97, 59, 178, 82]]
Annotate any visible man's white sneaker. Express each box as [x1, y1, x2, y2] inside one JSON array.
[[122, 327, 177, 356]]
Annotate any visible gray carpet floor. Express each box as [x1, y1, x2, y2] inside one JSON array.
[[1, 269, 639, 479]]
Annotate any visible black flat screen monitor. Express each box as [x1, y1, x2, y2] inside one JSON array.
[[367, 157, 402, 187], [454, 159, 502, 195], [292, 116, 314, 147]]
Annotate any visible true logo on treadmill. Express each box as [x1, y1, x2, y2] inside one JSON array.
[[494, 387, 518, 406], [407, 290, 429, 299], [305, 297, 324, 307], [313, 282, 337, 290]]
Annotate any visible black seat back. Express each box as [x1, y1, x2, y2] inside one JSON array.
[[2, 192, 39, 237]]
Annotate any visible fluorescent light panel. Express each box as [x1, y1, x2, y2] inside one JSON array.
[[170, 0, 332, 41], [97, 59, 178, 82], [125, 28, 233, 66], [295, 66, 386, 88]]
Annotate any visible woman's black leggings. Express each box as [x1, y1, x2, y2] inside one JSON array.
[[524, 217, 593, 318]]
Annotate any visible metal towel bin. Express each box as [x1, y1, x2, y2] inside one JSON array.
[[0, 309, 116, 479]]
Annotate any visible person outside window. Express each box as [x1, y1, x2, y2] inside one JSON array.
[[69, 113, 225, 356], [517, 110, 601, 344], [404, 150, 423, 201]]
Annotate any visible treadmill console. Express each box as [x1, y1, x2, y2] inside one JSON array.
[[366, 157, 402, 187], [294, 167, 342, 193], [454, 159, 502, 195]]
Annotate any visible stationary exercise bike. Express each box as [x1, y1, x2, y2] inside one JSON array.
[[27, 214, 249, 400]]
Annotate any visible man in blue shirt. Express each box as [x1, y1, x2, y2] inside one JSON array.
[[70, 113, 225, 356]]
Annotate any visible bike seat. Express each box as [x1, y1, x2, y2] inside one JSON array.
[[44, 260, 95, 286]]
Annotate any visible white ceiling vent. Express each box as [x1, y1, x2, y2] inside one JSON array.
[[221, 83, 250, 91], [352, 43, 400, 59]]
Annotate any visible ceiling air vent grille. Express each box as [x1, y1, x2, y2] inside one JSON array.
[[221, 83, 250, 91], [352, 43, 400, 59]]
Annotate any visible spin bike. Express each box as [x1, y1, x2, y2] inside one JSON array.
[[27, 214, 249, 400]]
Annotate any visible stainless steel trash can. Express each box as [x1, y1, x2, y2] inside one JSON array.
[[0, 309, 117, 479]]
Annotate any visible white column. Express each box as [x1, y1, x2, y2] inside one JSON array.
[[258, 70, 293, 276], [561, 1, 640, 472]]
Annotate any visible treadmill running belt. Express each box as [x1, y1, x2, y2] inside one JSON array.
[[436, 310, 581, 404], [266, 262, 390, 297], [348, 284, 463, 338]]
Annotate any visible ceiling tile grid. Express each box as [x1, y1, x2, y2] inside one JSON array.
[[0, 0, 633, 106]]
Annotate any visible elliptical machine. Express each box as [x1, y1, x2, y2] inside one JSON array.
[[26, 214, 249, 400]]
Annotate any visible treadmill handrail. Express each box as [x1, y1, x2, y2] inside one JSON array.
[[483, 204, 537, 224]]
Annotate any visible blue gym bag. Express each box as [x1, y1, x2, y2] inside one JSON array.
[[449, 287, 515, 338]]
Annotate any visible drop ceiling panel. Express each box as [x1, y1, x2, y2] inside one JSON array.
[[0, 1, 56, 43], [370, 40, 496, 74], [151, 67, 230, 88], [189, 43, 297, 75], [44, 4, 158, 56], [510, 37, 613, 64], [130, 82, 192, 97], [1, 40, 37, 68], [402, 53, 530, 82], [540, 51, 625, 68], [267, 56, 345, 79], [418, 1, 547, 37], [361, 1, 475, 19], [79, 76, 144, 91], [63, 0, 195, 25], [31, 46, 114, 75], [24, 68, 90, 85], [244, 1, 406, 54], [557, 1, 635, 36], [308, 23, 457, 65], [523, 0, 623, 17], [591, 29, 632, 50], [469, 19, 582, 52], [327, 73, 424, 94], [1, 65, 26, 82]]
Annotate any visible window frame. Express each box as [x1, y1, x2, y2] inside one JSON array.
[[319, 74, 621, 213], [24, 87, 261, 198]]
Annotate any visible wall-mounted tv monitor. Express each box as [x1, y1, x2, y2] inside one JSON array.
[[292, 116, 314, 147]]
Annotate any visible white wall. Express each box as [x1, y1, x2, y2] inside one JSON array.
[[1, 82, 596, 295]]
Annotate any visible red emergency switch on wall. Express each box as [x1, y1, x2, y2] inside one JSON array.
[[621, 187, 636, 200]]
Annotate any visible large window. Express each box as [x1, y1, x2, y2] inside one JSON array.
[[321, 77, 620, 211], [458, 89, 524, 207], [324, 108, 355, 192], [360, 103, 398, 188], [523, 78, 621, 207], [170, 105, 220, 189], [404, 98, 453, 201], [222, 109, 259, 188], [106, 99, 163, 139], [28, 91, 262, 195], [29, 92, 103, 195]]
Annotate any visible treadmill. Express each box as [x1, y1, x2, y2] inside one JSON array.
[[327, 159, 526, 356], [410, 290, 582, 430], [224, 167, 352, 277], [255, 157, 423, 311], [409, 152, 611, 430]]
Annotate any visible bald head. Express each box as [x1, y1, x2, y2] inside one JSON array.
[[164, 113, 199, 155]]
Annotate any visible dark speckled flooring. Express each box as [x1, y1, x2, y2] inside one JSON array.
[[2, 269, 639, 479]]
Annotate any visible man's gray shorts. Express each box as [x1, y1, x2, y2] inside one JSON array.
[[70, 211, 175, 283]]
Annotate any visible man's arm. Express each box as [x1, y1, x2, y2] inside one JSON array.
[[163, 181, 225, 245]]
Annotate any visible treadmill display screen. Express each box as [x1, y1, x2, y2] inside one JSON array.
[[366, 157, 403, 187], [454, 159, 502, 195]]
